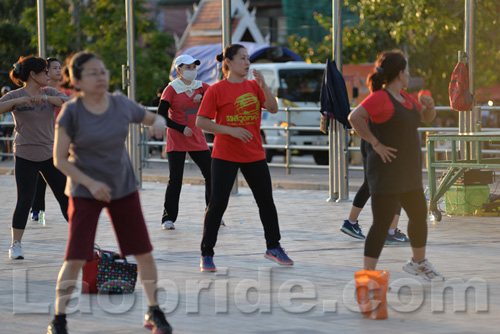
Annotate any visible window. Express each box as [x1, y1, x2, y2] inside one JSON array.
[[278, 69, 323, 102]]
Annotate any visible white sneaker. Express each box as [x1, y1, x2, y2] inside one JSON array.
[[9, 241, 24, 260], [162, 220, 175, 230], [403, 258, 444, 281]]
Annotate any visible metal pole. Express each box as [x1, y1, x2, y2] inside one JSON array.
[[464, 0, 471, 135], [327, 120, 336, 201], [222, 0, 239, 195], [469, 0, 477, 159], [468, 0, 476, 136], [458, 0, 470, 158], [285, 107, 291, 175], [37, 0, 47, 58], [467, 0, 475, 104], [222, 0, 232, 46], [327, 0, 339, 201], [125, 0, 141, 188], [328, 0, 349, 202], [334, 2, 349, 202], [463, 0, 476, 159]]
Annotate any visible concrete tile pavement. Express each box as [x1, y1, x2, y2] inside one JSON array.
[[1, 172, 500, 333]]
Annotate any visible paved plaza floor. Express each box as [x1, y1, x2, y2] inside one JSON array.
[[1, 171, 500, 333]]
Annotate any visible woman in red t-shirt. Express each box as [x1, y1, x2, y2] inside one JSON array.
[[349, 50, 444, 282], [196, 44, 294, 272], [157, 54, 212, 230]]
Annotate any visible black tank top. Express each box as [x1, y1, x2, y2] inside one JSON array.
[[365, 90, 422, 194]]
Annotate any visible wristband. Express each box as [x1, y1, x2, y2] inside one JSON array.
[[43, 94, 48, 102], [373, 141, 380, 148]]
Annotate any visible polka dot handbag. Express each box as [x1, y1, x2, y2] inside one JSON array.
[[96, 255, 138, 294]]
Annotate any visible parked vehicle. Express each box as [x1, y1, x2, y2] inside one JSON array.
[[246, 62, 328, 164], [171, 43, 329, 164]]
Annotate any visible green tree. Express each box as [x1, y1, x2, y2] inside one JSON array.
[[0, 0, 35, 21], [19, 0, 174, 103], [0, 0, 37, 88], [288, 0, 500, 106]]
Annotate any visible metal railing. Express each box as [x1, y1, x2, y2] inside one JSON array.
[[139, 105, 500, 174], [2, 105, 500, 175], [0, 121, 14, 161]]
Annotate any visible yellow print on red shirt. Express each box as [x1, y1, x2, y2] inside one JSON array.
[[226, 93, 260, 125]]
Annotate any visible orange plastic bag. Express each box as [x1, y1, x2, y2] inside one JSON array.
[[355, 269, 390, 319]]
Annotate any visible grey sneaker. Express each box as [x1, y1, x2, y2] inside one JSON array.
[[403, 258, 444, 281], [162, 220, 175, 230], [9, 241, 24, 260]]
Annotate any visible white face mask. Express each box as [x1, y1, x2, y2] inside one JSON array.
[[181, 69, 197, 82]]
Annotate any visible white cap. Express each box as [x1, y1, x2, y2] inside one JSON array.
[[174, 54, 200, 68]]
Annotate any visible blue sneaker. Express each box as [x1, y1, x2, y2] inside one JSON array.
[[385, 228, 410, 245], [340, 220, 365, 239], [265, 245, 294, 265], [31, 210, 39, 221], [200, 255, 216, 272]]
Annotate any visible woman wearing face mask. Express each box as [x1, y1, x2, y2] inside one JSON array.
[[157, 55, 213, 230], [0, 55, 70, 260]]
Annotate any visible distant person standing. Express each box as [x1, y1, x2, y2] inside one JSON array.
[[58, 66, 75, 97], [148, 86, 165, 157], [150, 86, 164, 107], [31, 57, 64, 222], [157, 55, 213, 230], [1, 86, 14, 159], [196, 44, 293, 272], [48, 51, 172, 334], [348, 50, 443, 281], [0, 55, 70, 260]]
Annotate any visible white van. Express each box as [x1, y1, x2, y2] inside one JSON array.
[[247, 62, 328, 164]]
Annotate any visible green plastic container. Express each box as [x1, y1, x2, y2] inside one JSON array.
[[444, 185, 490, 215]]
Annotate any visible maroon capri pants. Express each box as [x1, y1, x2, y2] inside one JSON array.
[[65, 191, 153, 261]]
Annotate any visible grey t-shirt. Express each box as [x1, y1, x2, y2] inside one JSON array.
[[0, 87, 69, 161], [57, 93, 146, 199]]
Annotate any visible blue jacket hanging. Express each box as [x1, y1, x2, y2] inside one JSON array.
[[320, 59, 352, 129]]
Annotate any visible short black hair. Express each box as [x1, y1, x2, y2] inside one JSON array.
[[69, 51, 103, 80], [47, 57, 60, 67]]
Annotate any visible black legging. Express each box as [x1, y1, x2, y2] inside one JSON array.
[[201, 158, 281, 256], [12, 156, 68, 229], [352, 177, 402, 216], [364, 188, 427, 259], [162, 150, 212, 223], [32, 174, 47, 211], [352, 178, 371, 208]]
